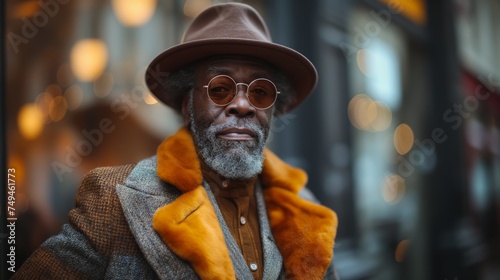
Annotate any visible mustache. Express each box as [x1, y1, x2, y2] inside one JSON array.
[[206, 119, 264, 142]]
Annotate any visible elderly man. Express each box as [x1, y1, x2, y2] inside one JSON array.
[[14, 3, 338, 279]]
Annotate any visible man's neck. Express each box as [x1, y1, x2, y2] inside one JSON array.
[[199, 159, 257, 197]]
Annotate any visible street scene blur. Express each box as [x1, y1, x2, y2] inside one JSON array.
[[5, 0, 500, 279]]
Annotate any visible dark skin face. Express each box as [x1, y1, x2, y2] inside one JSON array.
[[182, 56, 276, 144]]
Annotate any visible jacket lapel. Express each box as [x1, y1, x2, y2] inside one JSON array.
[[115, 157, 199, 280], [261, 150, 338, 279]]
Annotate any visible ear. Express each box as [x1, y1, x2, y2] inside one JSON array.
[[181, 90, 192, 126]]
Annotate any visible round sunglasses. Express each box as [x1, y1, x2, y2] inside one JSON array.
[[203, 75, 280, 110]]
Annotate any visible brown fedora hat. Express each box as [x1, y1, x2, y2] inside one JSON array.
[[145, 2, 317, 115]]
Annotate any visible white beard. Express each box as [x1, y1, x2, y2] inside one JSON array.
[[189, 96, 267, 180]]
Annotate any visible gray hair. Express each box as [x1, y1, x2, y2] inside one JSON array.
[[162, 65, 196, 111], [272, 71, 295, 115]]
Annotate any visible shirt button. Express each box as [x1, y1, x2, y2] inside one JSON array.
[[222, 180, 229, 188], [249, 262, 258, 271], [240, 216, 247, 225]]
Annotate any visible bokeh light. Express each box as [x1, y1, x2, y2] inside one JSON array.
[[395, 239, 409, 262], [381, 174, 406, 204], [111, 0, 157, 26], [348, 94, 393, 131], [371, 101, 392, 131], [184, 0, 212, 18], [49, 96, 68, 122], [45, 84, 62, 97], [394, 123, 414, 155], [144, 91, 158, 105], [8, 154, 25, 189], [70, 39, 108, 82], [18, 103, 45, 140], [356, 49, 373, 77], [13, 1, 39, 18], [379, 0, 426, 25], [35, 92, 54, 120]]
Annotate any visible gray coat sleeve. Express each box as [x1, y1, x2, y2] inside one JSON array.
[[12, 224, 107, 279]]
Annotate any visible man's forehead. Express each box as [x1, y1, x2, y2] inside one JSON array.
[[196, 55, 276, 77]]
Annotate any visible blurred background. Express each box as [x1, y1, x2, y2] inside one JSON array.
[[4, 0, 500, 279]]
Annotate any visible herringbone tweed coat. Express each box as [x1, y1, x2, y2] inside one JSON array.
[[14, 127, 338, 279]]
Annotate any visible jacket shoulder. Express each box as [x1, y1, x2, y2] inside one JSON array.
[[80, 163, 137, 189], [68, 163, 141, 256]]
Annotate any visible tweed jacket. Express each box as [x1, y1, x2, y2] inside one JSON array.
[[14, 127, 338, 280]]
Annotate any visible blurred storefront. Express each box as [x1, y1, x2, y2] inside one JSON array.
[[4, 0, 500, 279], [456, 0, 500, 278], [267, 0, 500, 279]]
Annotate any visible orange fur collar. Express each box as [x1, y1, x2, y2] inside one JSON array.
[[153, 127, 337, 279]]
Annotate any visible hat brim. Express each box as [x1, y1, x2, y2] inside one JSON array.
[[145, 38, 317, 115]]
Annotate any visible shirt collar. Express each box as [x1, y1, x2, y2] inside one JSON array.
[[199, 159, 257, 199]]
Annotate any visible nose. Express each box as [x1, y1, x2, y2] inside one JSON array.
[[225, 85, 256, 118]]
